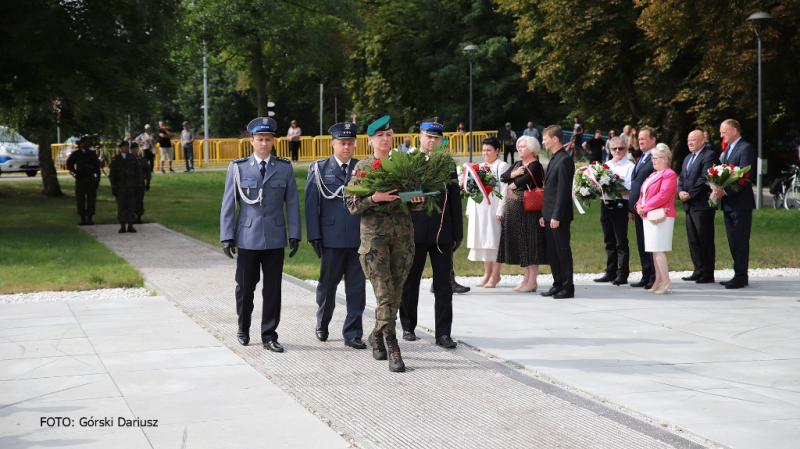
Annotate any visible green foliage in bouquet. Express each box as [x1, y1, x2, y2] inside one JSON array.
[[345, 141, 457, 214]]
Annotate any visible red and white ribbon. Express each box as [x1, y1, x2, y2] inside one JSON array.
[[572, 165, 603, 214], [461, 162, 492, 206]]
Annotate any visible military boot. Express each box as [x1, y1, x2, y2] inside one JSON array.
[[385, 334, 406, 373], [119, 224, 127, 233], [368, 328, 387, 361], [451, 270, 470, 294], [79, 216, 87, 226], [135, 215, 143, 224], [86, 215, 94, 225], [127, 223, 137, 233]]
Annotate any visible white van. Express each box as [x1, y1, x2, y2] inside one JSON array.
[[0, 126, 40, 177]]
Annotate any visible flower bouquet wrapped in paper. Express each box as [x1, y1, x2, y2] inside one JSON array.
[[572, 162, 624, 213], [460, 162, 502, 204], [705, 163, 751, 208], [345, 140, 456, 214]]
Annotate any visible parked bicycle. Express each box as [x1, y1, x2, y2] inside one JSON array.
[[770, 164, 800, 210]]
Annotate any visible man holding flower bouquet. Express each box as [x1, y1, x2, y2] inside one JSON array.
[[400, 117, 463, 350], [710, 119, 756, 289]]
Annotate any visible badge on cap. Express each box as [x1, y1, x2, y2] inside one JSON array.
[[417, 117, 445, 137], [329, 122, 359, 139], [366, 116, 392, 136]]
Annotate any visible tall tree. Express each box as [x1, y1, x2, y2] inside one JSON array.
[[0, 0, 178, 196]]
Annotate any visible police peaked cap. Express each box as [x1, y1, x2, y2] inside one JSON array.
[[247, 117, 278, 135], [417, 117, 445, 136], [118, 140, 129, 147], [79, 135, 91, 143], [366, 116, 392, 136], [329, 122, 359, 139]]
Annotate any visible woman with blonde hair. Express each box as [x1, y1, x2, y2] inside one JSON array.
[[497, 135, 547, 292], [635, 143, 678, 294]]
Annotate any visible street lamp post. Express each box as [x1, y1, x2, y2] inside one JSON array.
[[463, 45, 478, 163], [747, 11, 773, 210]]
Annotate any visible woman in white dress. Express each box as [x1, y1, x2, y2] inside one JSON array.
[[466, 137, 510, 288]]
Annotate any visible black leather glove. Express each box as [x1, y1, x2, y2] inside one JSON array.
[[310, 239, 322, 259], [145, 183, 150, 192], [222, 240, 236, 259], [452, 239, 462, 252], [288, 238, 300, 258]]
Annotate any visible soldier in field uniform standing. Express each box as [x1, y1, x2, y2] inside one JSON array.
[[346, 115, 425, 373], [66, 135, 101, 225], [130, 142, 151, 224], [109, 140, 141, 233]]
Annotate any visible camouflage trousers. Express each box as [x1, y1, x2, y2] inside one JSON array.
[[358, 220, 415, 336], [115, 189, 136, 223]]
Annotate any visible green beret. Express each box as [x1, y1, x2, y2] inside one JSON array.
[[367, 115, 392, 136]]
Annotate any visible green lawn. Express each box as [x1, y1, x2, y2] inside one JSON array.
[[2, 169, 799, 294]]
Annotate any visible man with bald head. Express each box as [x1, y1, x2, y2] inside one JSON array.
[[678, 130, 717, 283]]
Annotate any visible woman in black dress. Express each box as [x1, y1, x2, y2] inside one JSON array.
[[497, 135, 547, 292]]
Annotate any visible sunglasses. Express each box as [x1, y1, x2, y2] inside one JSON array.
[[611, 147, 626, 151]]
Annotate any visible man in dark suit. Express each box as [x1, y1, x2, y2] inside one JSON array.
[[710, 119, 756, 289], [678, 130, 717, 283], [220, 117, 301, 352], [305, 122, 367, 349], [628, 126, 657, 289], [400, 117, 463, 349], [539, 125, 575, 299]]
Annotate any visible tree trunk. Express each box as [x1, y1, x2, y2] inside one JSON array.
[[250, 39, 268, 117], [37, 128, 62, 197]]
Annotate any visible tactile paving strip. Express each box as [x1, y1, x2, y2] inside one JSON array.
[[86, 224, 711, 449]]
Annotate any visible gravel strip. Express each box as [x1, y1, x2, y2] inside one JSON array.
[[0, 287, 152, 304]]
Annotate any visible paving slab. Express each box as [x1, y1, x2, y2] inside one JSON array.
[[0, 296, 348, 449], [77, 223, 719, 449]]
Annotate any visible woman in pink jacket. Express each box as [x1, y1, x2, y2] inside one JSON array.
[[635, 143, 678, 294]]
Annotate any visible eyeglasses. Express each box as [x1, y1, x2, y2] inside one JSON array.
[[611, 147, 625, 151]]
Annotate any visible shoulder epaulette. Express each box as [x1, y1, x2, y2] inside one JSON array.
[[273, 156, 291, 164], [231, 157, 248, 164]]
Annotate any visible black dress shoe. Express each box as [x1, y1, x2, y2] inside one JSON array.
[[720, 278, 748, 286], [263, 341, 284, 352], [435, 335, 457, 349], [451, 282, 471, 294], [237, 330, 249, 346], [593, 273, 616, 283], [695, 277, 715, 284], [540, 286, 560, 297], [725, 280, 748, 289], [402, 330, 417, 341], [630, 280, 648, 288], [611, 276, 628, 286], [644, 282, 654, 290], [315, 328, 328, 342], [344, 338, 367, 349], [681, 273, 702, 281], [553, 289, 575, 299]]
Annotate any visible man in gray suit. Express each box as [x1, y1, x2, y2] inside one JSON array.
[[220, 117, 301, 352], [305, 122, 366, 349]]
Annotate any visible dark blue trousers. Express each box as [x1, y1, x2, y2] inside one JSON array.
[[634, 215, 655, 283], [316, 247, 366, 340]]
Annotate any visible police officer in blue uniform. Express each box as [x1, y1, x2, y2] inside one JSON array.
[[399, 117, 463, 349], [220, 117, 301, 352], [305, 122, 367, 349]]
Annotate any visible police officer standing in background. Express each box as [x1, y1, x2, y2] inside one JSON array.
[[66, 135, 101, 226], [305, 122, 366, 350], [400, 117, 462, 349], [109, 140, 141, 233], [220, 117, 301, 353], [130, 142, 151, 224]]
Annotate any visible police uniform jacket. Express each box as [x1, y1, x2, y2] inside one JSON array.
[[305, 156, 361, 248], [220, 154, 301, 250], [410, 170, 463, 244], [66, 148, 101, 180]]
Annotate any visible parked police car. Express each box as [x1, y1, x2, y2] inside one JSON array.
[[0, 126, 39, 177]]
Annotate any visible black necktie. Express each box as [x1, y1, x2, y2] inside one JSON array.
[[341, 163, 348, 177], [260, 160, 266, 178]]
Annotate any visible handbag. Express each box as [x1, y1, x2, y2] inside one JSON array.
[[522, 164, 545, 212], [646, 208, 667, 224]]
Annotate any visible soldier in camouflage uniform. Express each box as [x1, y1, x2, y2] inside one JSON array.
[[66, 135, 101, 225], [130, 142, 151, 224], [109, 140, 141, 233], [346, 115, 424, 373]]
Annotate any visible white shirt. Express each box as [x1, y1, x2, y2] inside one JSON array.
[[605, 157, 634, 199]]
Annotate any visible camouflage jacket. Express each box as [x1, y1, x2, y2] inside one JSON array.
[[66, 148, 101, 180], [109, 153, 141, 191], [134, 155, 151, 188]]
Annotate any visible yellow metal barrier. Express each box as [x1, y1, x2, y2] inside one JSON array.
[[51, 130, 500, 173]]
